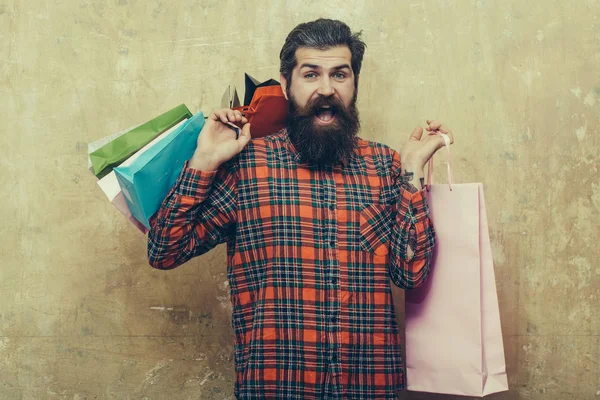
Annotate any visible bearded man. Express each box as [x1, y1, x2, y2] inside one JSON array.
[[148, 18, 454, 400]]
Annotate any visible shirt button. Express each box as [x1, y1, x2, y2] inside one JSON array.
[[329, 241, 335, 248], [331, 278, 337, 285], [329, 204, 335, 211], [330, 316, 337, 323]]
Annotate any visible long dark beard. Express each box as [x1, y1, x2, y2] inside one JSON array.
[[286, 91, 360, 168]]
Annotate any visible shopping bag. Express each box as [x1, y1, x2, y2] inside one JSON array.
[[88, 106, 193, 232], [241, 73, 279, 106], [89, 104, 192, 178], [405, 133, 508, 397], [114, 112, 206, 230], [93, 117, 188, 233], [221, 84, 241, 109], [227, 74, 288, 138], [233, 85, 287, 138], [96, 171, 149, 234], [87, 122, 144, 171]]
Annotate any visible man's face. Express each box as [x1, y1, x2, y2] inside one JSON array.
[[283, 46, 357, 121], [281, 46, 360, 167]]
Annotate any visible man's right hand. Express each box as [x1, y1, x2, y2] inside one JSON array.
[[188, 108, 252, 171]]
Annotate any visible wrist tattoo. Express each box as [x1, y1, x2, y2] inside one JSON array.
[[401, 171, 415, 182], [400, 171, 419, 194]]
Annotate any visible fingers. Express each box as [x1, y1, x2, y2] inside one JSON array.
[[210, 108, 248, 124], [426, 119, 454, 144], [422, 132, 450, 151], [210, 109, 230, 123], [228, 109, 246, 123], [237, 110, 248, 124], [426, 120, 444, 132]]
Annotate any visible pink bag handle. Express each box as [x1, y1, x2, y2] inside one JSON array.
[[426, 132, 453, 191]]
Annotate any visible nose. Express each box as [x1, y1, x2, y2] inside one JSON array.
[[316, 77, 335, 97]]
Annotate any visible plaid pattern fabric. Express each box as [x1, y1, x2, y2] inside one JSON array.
[[148, 129, 435, 399]]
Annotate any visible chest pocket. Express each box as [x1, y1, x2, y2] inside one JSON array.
[[359, 202, 393, 256]]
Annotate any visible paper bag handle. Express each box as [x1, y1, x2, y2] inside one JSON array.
[[426, 132, 453, 191]]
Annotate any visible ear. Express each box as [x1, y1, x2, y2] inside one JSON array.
[[280, 73, 289, 100]]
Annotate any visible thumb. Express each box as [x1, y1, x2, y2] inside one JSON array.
[[409, 127, 424, 141], [238, 123, 252, 146]]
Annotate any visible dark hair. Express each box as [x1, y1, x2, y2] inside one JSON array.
[[279, 19, 366, 88]]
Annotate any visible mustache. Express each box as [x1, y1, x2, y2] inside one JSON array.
[[292, 95, 347, 118]]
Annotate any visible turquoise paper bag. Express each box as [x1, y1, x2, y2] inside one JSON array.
[[114, 111, 206, 229]]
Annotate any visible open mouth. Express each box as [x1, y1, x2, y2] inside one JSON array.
[[315, 107, 336, 124]]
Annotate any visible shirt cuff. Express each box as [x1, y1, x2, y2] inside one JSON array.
[[173, 161, 218, 200], [398, 185, 430, 225], [408, 189, 430, 225]]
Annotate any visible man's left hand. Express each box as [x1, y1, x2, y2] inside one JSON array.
[[399, 120, 455, 190], [400, 120, 454, 170]]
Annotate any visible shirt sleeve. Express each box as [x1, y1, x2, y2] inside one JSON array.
[[388, 150, 436, 289], [147, 160, 239, 270]]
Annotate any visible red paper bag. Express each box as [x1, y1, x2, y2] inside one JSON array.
[[233, 85, 288, 138]]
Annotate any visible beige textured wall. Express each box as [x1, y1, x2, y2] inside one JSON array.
[[1, 0, 598, 399]]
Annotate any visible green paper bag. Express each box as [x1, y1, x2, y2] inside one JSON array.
[[89, 104, 192, 179]]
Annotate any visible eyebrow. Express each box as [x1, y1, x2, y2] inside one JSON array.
[[299, 63, 351, 71]]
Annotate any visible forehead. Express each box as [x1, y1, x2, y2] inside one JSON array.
[[294, 46, 352, 70]]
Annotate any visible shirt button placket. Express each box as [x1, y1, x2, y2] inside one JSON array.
[[324, 167, 340, 386]]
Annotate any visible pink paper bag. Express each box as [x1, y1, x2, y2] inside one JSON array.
[[97, 171, 148, 234], [405, 133, 508, 397]]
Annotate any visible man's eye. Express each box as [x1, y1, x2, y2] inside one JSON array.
[[305, 73, 317, 79], [333, 72, 346, 79]]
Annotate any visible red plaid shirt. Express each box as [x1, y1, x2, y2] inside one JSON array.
[[148, 129, 435, 399]]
